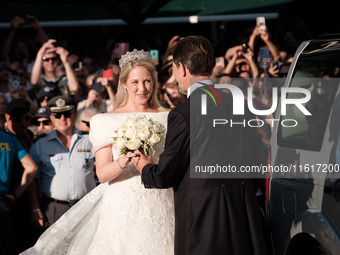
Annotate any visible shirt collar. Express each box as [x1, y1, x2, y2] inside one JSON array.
[[47, 128, 81, 141]]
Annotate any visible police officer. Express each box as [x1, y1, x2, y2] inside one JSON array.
[[29, 95, 96, 228], [2, 98, 38, 253], [0, 130, 37, 255]]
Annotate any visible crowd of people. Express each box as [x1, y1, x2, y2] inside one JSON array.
[[0, 14, 312, 255]]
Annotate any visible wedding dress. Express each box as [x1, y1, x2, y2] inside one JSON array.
[[22, 112, 175, 255]]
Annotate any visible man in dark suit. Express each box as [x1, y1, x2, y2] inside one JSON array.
[[134, 35, 268, 255]]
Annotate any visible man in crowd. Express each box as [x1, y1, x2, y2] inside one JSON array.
[[0, 130, 37, 255], [29, 95, 96, 228], [32, 106, 54, 140], [1, 98, 38, 253], [30, 39, 79, 98]]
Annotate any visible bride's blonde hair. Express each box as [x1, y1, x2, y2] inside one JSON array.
[[115, 53, 163, 110]]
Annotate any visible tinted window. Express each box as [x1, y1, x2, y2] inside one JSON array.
[[278, 40, 340, 151]]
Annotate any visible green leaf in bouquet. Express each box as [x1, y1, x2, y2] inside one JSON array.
[[120, 147, 128, 155], [144, 148, 149, 156]]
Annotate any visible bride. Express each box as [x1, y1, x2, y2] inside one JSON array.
[[22, 50, 175, 255]]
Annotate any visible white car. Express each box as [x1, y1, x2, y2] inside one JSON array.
[[269, 34, 340, 255]]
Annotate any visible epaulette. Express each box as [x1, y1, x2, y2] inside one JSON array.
[[33, 133, 48, 143]]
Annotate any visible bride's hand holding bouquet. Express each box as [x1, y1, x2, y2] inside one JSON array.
[[113, 115, 165, 169]]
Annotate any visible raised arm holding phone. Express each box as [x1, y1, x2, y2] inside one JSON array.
[[30, 39, 79, 97], [248, 18, 280, 63]]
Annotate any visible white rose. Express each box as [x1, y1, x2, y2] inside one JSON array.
[[126, 139, 141, 150], [152, 123, 164, 133], [124, 118, 135, 127], [117, 127, 125, 137], [148, 133, 160, 144], [138, 127, 151, 140], [115, 138, 126, 150], [125, 127, 136, 139], [139, 118, 152, 128]]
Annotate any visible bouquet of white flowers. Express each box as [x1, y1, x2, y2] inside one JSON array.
[[113, 115, 165, 156]]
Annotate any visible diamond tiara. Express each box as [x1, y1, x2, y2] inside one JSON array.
[[119, 49, 153, 68]]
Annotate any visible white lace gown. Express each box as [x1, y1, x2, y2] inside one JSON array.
[[22, 112, 175, 255]]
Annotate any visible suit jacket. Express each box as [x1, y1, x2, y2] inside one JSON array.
[[142, 89, 268, 255]]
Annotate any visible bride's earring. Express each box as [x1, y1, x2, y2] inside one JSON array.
[[124, 88, 127, 94]]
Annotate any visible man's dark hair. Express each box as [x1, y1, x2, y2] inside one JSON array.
[[172, 35, 214, 76], [6, 98, 30, 116]]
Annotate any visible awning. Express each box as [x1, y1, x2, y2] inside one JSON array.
[[0, 0, 292, 28]]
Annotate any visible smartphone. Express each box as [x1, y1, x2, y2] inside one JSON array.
[[91, 78, 101, 94], [259, 47, 271, 69], [73, 61, 82, 69], [114, 42, 130, 59], [271, 61, 282, 70], [150, 49, 159, 66], [102, 68, 113, 79], [150, 50, 159, 60], [215, 57, 225, 68], [256, 16, 266, 34], [8, 75, 20, 91]]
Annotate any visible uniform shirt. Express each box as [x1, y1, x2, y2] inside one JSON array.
[[0, 130, 27, 195], [29, 129, 96, 201]]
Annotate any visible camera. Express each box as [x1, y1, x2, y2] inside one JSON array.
[[242, 43, 249, 53]]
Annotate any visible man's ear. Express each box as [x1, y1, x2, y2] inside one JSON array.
[[178, 62, 187, 77]]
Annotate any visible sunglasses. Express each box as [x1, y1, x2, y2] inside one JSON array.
[[52, 110, 73, 119], [35, 119, 51, 126], [42, 57, 58, 62], [82, 120, 90, 127]]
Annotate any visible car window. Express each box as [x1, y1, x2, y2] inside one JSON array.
[[278, 40, 340, 151]]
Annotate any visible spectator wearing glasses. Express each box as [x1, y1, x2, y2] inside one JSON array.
[[30, 39, 79, 101], [28, 95, 96, 228], [31, 106, 54, 139]]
